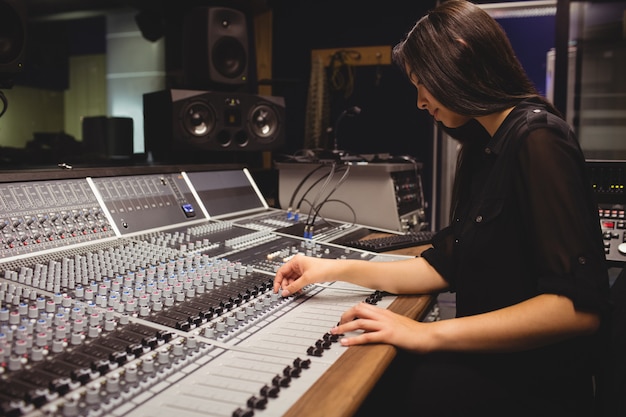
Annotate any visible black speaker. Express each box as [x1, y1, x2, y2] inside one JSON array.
[[0, 0, 27, 88], [82, 116, 134, 160], [143, 89, 286, 162], [182, 7, 249, 90]]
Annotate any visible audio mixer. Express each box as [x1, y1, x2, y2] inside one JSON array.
[[587, 160, 626, 264], [0, 166, 413, 417]]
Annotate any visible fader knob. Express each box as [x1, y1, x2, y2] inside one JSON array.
[[62, 394, 80, 417], [31, 346, 44, 362], [106, 373, 121, 393], [204, 327, 215, 338], [260, 384, 280, 398], [157, 349, 170, 365], [125, 364, 139, 383], [172, 341, 184, 357], [142, 356, 155, 373], [8, 355, 22, 371], [85, 384, 101, 405], [186, 336, 197, 349]]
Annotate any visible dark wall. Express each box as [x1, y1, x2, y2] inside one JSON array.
[[267, 0, 437, 217], [269, 0, 436, 162], [16, 16, 106, 91]]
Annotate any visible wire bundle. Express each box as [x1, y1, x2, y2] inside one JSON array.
[[286, 162, 353, 239]]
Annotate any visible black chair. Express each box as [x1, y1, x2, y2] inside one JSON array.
[[594, 267, 626, 417]]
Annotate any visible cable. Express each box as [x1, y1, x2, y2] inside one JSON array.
[[315, 199, 357, 227], [287, 163, 332, 221], [304, 162, 338, 226], [307, 165, 351, 238], [0, 91, 8, 118], [297, 195, 357, 231], [294, 164, 338, 215], [309, 165, 350, 226], [329, 50, 360, 99]]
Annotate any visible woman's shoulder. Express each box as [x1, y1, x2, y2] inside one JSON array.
[[514, 98, 570, 133]]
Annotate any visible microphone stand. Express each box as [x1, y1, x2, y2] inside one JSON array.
[[331, 105, 361, 158]]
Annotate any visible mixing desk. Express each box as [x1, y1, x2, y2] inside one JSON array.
[[0, 166, 430, 417]]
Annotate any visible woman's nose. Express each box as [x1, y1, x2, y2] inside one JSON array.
[[417, 94, 427, 110]]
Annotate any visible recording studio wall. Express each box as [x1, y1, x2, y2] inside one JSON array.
[[269, 0, 436, 159], [269, 0, 437, 225]]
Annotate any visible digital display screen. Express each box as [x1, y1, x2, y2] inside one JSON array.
[[185, 170, 265, 217], [181, 203, 196, 217]]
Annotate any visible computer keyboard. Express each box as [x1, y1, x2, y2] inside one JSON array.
[[341, 230, 436, 252]]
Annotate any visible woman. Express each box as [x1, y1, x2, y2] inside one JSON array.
[[273, 1, 610, 416]]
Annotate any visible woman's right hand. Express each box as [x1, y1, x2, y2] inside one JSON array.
[[273, 254, 338, 296]]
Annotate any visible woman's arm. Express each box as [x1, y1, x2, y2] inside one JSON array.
[[273, 254, 449, 296], [333, 293, 601, 353]]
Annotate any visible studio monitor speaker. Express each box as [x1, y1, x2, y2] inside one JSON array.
[[182, 7, 249, 90], [143, 89, 286, 162], [0, 0, 26, 88]]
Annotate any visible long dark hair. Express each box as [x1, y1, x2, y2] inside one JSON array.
[[392, 0, 559, 117], [393, 1, 561, 222]]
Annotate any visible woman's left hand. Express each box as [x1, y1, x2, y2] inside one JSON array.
[[330, 301, 434, 353]]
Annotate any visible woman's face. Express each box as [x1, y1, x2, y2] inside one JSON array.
[[408, 72, 470, 129]]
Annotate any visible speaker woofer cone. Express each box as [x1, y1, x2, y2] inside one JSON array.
[[249, 104, 279, 141], [212, 36, 247, 80], [181, 101, 216, 137]]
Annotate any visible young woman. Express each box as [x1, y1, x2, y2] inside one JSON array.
[[273, 1, 610, 415]]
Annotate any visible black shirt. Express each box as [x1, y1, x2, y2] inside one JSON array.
[[420, 98, 610, 412]]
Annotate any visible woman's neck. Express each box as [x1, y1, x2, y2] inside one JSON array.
[[475, 107, 515, 137]]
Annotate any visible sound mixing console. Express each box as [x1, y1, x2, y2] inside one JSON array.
[[588, 160, 626, 264], [599, 203, 626, 263], [0, 166, 413, 417]]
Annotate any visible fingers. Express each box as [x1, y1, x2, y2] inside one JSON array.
[[273, 254, 307, 296], [272, 270, 286, 294], [337, 301, 383, 325], [330, 302, 389, 346]]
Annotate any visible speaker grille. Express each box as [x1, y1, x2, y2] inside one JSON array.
[[249, 104, 280, 141], [181, 101, 217, 137], [212, 36, 248, 80]]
